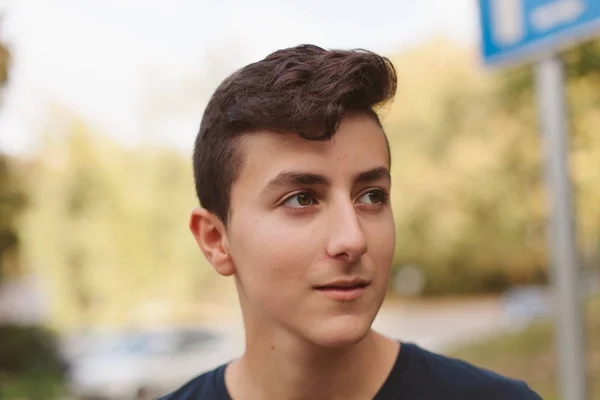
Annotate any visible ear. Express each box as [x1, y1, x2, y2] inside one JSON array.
[[189, 207, 235, 276]]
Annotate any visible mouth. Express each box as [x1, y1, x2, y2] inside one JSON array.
[[314, 282, 369, 291], [313, 280, 370, 301]]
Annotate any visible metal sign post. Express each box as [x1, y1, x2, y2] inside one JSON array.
[[478, 1, 600, 398], [535, 55, 587, 400]]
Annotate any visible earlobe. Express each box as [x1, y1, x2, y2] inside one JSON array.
[[189, 207, 236, 276]]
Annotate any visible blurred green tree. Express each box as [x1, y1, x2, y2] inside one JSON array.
[[0, 19, 68, 400], [0, 17, 27, 281], [0, 158, 27, 280], [496, 37, 600, 271], [0, 22, 7, 86], [385, 37, 599, 295], [21, 110, 218, 330]]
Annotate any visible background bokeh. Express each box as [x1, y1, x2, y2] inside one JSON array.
[[0, 1, 598, 399]]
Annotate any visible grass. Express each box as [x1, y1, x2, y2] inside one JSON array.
[[451, 295, 600, 400], [0, 372, 66, 400]]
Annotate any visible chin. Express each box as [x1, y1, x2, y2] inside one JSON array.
[[307, 315, 373, 349]]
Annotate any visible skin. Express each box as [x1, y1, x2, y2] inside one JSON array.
[[190, 113, 399, 400]]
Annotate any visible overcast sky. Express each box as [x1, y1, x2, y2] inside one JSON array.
[[0, 0, 479, 156]]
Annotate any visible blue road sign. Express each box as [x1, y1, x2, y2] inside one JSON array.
[[480, 0, 600, 66]]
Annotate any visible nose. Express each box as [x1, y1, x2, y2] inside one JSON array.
[[325, 202, 368, 263]]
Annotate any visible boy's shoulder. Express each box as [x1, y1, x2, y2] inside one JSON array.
[[387, 342, 542, 400], [158, 364, 229, 400]]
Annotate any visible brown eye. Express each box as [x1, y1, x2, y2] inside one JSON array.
[[357, 189, 387, 205], [298, 193, 313, 206], [283, 192, 316, 208]]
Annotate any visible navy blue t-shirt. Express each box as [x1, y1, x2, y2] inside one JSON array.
[[159, 342, 542, 399]]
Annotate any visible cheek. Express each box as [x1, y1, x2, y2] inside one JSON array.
[[369, 215, 396, 269], [229, 210, 320, 299]]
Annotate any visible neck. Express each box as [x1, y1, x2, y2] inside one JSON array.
[[227, 325, 398, 400]]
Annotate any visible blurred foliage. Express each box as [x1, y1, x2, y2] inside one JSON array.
[[386, 39, 546, 294], [0, 157, 27, 280], [0, 18, 27, 281], [499, 38, 600, 109], [453, 295, 600, 400], [0, 18, 65, 400], [19, 111, 221, 330], [0, 20, 8, 87], [0, 325, 67, 400], [385, 37, 600, 295]]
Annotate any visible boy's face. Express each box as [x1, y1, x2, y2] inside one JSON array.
[[218, 114, 394, 347]]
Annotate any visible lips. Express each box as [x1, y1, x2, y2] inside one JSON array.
[[314, 281, 369, 291], [313, 279, 370, 301]]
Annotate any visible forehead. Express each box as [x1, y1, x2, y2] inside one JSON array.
[[235, 114, 390, 185]]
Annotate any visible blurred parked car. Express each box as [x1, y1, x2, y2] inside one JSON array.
[[501, 285, 553, 331], [66, 327, 229, 400]]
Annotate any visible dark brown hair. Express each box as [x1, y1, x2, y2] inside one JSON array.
[[193, 44, 397, 224]]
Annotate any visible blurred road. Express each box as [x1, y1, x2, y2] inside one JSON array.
[[373, 297, 506, 352]]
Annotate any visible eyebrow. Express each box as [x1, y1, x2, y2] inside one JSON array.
[[262, 166, 390, 194], [353, 166, 391, 184]]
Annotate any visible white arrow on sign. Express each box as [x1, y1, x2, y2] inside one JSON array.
[[531, 0, 586, 32]]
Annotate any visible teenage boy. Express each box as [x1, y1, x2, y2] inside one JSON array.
[[161, 44, 541, 400]]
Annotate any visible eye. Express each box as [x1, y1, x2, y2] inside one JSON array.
[[357, 189, 388, 205], [282, 191, 317, 208]]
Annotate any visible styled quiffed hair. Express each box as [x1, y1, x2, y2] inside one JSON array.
[[193, 44, 397, 224]]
